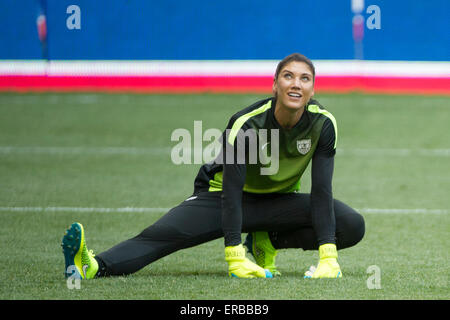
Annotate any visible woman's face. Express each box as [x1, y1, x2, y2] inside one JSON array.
[[273, 61, 315, 111]]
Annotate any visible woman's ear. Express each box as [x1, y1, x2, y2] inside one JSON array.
[[272, 79, 277, 96]]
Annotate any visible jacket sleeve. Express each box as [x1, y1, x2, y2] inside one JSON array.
[[310, 118, 337, 246], [221, 120, 249, 247]]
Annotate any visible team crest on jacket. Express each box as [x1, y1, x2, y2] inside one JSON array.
[[297, 139, 311, 155]]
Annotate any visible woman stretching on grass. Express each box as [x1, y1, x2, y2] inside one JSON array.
[[62, 53, 365, 279]]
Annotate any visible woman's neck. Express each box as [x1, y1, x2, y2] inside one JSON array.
[[274, 102, 305, 129]]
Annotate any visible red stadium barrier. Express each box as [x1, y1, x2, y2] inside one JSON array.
[[1, 61, 449, 95]]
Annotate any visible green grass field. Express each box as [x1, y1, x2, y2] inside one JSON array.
[[0, 92, 449, 300]]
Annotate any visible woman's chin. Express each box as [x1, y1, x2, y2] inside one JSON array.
[[280, 99, 305, 111]]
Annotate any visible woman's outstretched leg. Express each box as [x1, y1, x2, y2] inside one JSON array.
[[62, 192, 224, 278]]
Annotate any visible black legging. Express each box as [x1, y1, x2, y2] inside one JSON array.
[[96, 191, 365, 276]]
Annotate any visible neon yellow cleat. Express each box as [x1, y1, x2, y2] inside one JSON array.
[[244, 232, 281, 276], [225, 244, 272, 278], [304, 243, 342, 279], [62, 222, 98, 279]]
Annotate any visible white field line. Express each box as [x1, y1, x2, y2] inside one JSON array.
[[356, 208, 448, 215], [0, 206, 447, 215], [0, 207, 170, 213], [0, 146, 172, 155], [339, 148, 450, 157], [0, 146, 449, 157]]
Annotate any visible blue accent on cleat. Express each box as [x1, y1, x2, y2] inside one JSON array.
[[231, 273, 238, 278], [264, 269, 273, 278], [62, 223, 83, 279]]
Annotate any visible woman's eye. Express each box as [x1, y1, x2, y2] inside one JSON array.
[[284, 74, 292, 79]]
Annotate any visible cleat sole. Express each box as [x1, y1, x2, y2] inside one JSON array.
[[62, 223, 83, 279]]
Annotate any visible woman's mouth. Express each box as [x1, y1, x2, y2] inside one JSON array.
[[288, 92, 302, 99]]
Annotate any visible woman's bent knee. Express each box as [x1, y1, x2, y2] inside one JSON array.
[[335, 201, 365, 249]]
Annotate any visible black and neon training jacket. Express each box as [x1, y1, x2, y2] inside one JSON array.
[[194, 97, 338, 247]]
